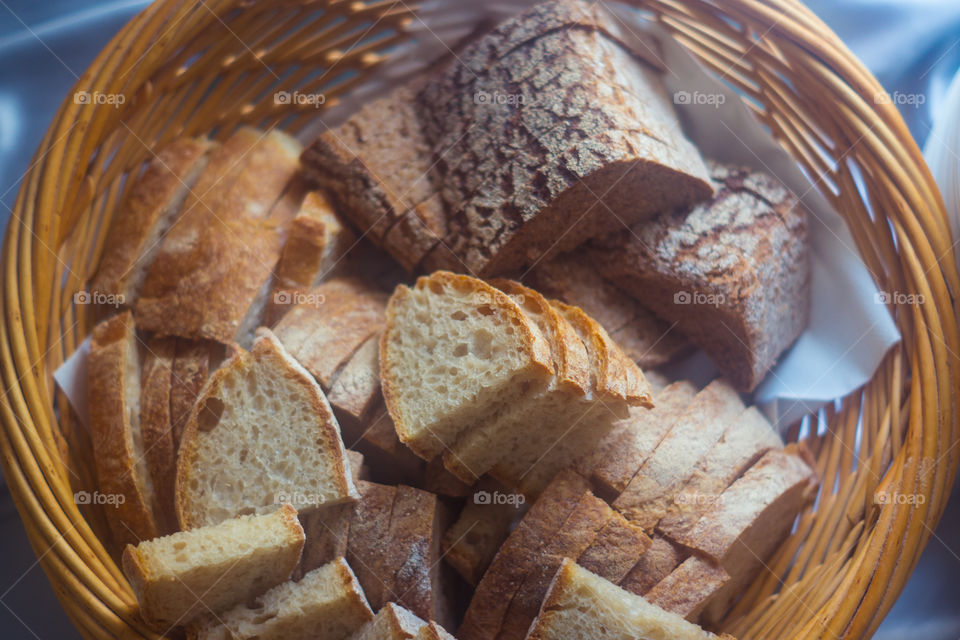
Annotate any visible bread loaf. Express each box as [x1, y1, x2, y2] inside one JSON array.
[[589, 161, 809, 391], [88, 312, 159, 546], [176, 329, 357, 529], [526, 560, 725, 640], [92, 137, 214, 305], [122, 505, 305, 626], [190, 557, 373, 640]]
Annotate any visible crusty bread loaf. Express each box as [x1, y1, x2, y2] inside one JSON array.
[[122, 504, 305, 626], [88, 312, 159, 546], [380, 271, 553, 460], [613, 378, 745, 530], [575, 381, 697, 500], [191, 557, 373, 640], [644, 555, 729, 621], [135, 128, 302, 344], [589, 161, 809, 391], [658, 407, 783, 541], [525, 252, 690, 368], [273, 275, 388, 389], [618, 534, 686, 596], [526, 559, 722, 640], [265, 190, 356, 326], [442, 478, 523, 585], [458, 470, 590, 640], [92, 137, 214, 305], [176, 329, 357, 528], [350, 602, 428, 640], [170, 339, 215, 450], [139, 336, 178, 534]]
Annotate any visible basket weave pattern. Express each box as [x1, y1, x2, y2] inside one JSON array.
[[0, 1, 956, 638]]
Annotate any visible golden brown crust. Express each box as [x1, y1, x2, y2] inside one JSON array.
[[619, 534, 686, 596], [386, 485, 445, 625], [347, 481, 398, 609], [135, 129, 301, 343], [458, 470, 590, 640], [274, 275, 388, 389], [170, 339, 213, 450], [92, 138, 215, 303], [576, 515, 652, 584], [644, 555, 729, 621], [88, 312, 159, 547], [139, 336, 177, 534]]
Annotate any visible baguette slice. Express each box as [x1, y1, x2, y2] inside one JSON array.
[[122, 504, 305, 626], [139, 336, 178, 534], [88, 311, 159, 546], [415, 622, 457, 640], [265, 190, 356, 326], [352, 405, 425, 486], [347, 481, 397, 609], [298, 502, 353, 579], [136, 128, 302, 344], [191, 557, 373, 640], [328, 333, 383, 429], [170, 339, 215, 450], [526, 559, 723, 640], [613, 378, 744, 530], [576, 516, 652, 584], [176, 329, 357, 529], [644, 555, 729, 621], [350, 602, 428, 640], [274, 276, 388, 389], [92, 137, 214, 304], [619, 534, 686, 596], [380, 271, 553, 460]]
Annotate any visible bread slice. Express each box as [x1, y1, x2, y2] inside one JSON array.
[[190, 557, 373, 640], [350, 602, 428, 640], [441, 280, 591, 481], [298, 502, 353, 579], [122, 504, 304, 626], [273, 276, 388, 389], [328, 333, 382, 430], [88, 311, 159, 546], [176, 329, 357, 528], [497, 492, 616, 640], [644, 556, 730, 621], [576, 516, 652, 584], [135, 128, 302, 344], [589, 161, 809, 391], [139, 336, 177, 534], [618, 534, 686, 596], [658, 407, 783, 541], [414, 622, 457, 640], [170, 339, 215, 450], [380, 271, 553, 460], [92, 137, 214, 305], [265, 190, 356, 326], [613, 378, 745, 530], [526, 559, 723, 640], [677, 446, 818, 624], [526, 253, 690, 368], [575, 381, 697, 500], [442, 478, 523, 585], [347, 481, 397, 609], [351, 405, 425, 486], [458, 470, 591, 640]]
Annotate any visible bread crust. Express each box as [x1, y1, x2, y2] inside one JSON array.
[[576, 515, 652, 584], [619, 534, 686, 596], [347, 481, 398, 609], [139, 336, 177, 534], [327, 333, 382, 427], [170, 339, 213, 450], [92, 137, 214, 303], [644, 555, 730, 620], [88, 312, 159, 546]]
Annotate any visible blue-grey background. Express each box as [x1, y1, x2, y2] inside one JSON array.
[[1, 1, 959, 638]]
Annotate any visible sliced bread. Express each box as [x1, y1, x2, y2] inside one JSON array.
[[190, 557, 373, 640], [122, 504, 304, 626], [135, 128, 302, 344], [347, 481, 397, 610], [328, 333, 383, 430], [589, 161, 809, 391], [350, 602, 428, 640], [170, 339, 215, 450], [297, 502, 353, 579], [576, 516, 652, 584], [644, 555, 730, 621], [139, 336, 178, 534], [380, 271, 553, 460], [176, 329, 357, 529], [92, 137, 214, 305], [273, 275, 388, 389], [613, 378, 745, 530], [526, 559, 723, 640], [618, 534, 686, 596], [88, 311, 159, 546]]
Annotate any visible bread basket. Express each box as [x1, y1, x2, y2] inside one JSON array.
[[1, 0, 957, 637]]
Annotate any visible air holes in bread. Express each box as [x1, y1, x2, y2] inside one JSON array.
[[198, 397, 225, 432]]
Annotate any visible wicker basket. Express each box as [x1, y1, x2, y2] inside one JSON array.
[[0, 0, 957, 638]]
